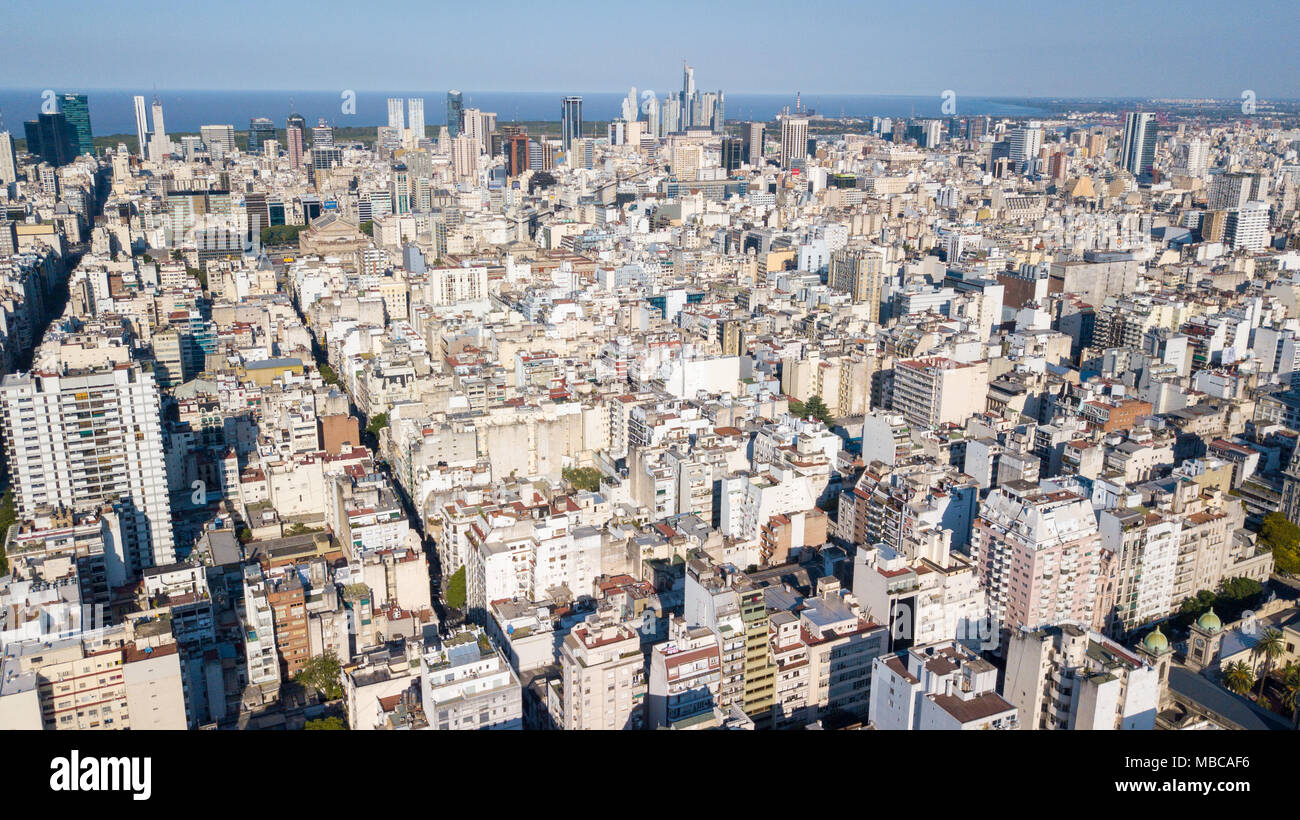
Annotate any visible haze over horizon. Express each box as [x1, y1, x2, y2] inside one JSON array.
[[4, 0, 1298, 99]]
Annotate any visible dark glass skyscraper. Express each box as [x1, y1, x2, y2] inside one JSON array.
[[248, 117, 275, 153], [23, 113, 76, 166], [561, 96, 583, 152], [721, 136, 742, 173], [446, 90, 464, 138], [59, 94, 93, 156]]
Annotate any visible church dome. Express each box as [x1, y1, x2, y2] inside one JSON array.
[[1196, 608, 1222, 633], [1142, 626, 1169, 654]]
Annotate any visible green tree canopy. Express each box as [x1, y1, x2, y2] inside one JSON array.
[[1258, 512, 1300, 574], [1224, 660, 1254, 696], [445, 566, 467, 610], [295, 654, 344, 701], [0, 488, 15, 576], [303, 716, 346, 730], [562, 466, 603, 493], [366, 413, 389, 435]]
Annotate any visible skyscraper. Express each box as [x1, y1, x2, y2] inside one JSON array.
[[149, 97, 169, 161], [779, 115, 809, 170], [286, 113, 306, 169], [0, 130, 17, 185], [721, 136, 742, 172], [248, 117, 275, 154], [200, 124, 236, 158], [1120, 112, 1157, 180], [133, 94, 150, 157], [446, 90, 464, 138], [0, 363, 176, 584], [743, 122, 765, 166], [387, 98, 405, 132], [407, 98, 425, 141], [561, 96, 583, 153], [311, 118, 333, 147], [505, 132, 529, 177], [644, 95, 660, 140], [681, 62, 696, 129], [1008, 121, 1043, 174], [25, 113, 75, 167], [59, 93, 93, 156]]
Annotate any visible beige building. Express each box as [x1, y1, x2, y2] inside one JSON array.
[[0, 626, 187, 730], [559, 609, 646, 730]]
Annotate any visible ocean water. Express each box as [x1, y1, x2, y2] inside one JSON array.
[[0, 88, 1047, 136]]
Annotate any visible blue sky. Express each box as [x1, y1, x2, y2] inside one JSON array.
[[4, 0, 1297, 97]]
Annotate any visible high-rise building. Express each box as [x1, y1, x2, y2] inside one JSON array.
[[560, 96, 583, 152], [681, 62, 696, 129], [643, 94, 660, 139], [407, 98, 425, 141], [827, 246, 886, 316], [0, 364, 176, 585], [721, 136, 742, 172], [133, 94, 150, 157], [387, 98, 405, 133], [1207, 170, 1262, 211], [286, 114, 305, 170], [970, 484, 1103, 637], [199, 124, 236, 158], [742, 121, 764, 166], [892, 356, 991, 429], [560, 610, 646, 730], [505, 133, 529, 177], [446, 90, 464, 138], [1225, 200, 1269, 251], [149, 98, 169, 161], [779, 115, 808, 170], [25, 113, 76, 167], [311, 118, 333, 147], [248, 117, 275, 154], [1004, 623, 1159, 730], [660, 96, 680, 138], [1009, 121, 1043, 174], [59, 94, 93, 156], [1119, 111, 1157, 179], [0, 131, 18, 185]]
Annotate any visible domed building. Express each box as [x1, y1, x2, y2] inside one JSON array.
[[1136, 624, 1172, 686], [1187, 607, 1226, 671]]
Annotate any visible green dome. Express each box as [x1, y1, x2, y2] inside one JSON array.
[[1142, 626, 1169, 654], [1196, 608, 1222, 633]]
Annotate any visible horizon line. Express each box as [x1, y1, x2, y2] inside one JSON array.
[[1, 86, 1292, 102]]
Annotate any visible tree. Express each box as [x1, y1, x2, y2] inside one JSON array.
[[295, 654, 344, 701], [1224, 660, 1254, 696], [366, 413, 389, 435], [318, 363, 339, 385], [562, 466, 603, 493], [0, 487, 15, 576], [359, 220, 374, 237], [1253, 627, 1286, 699], [445, 566, 467, 610], [236, 527, 253, 543], [303, 716, 346, 730], [1281, 663, 1300, 718], [528, 171, 557, 193], [800, 395, 834, 425], [1258, 512, 1300, 574], [260, 224, 305, 246]]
